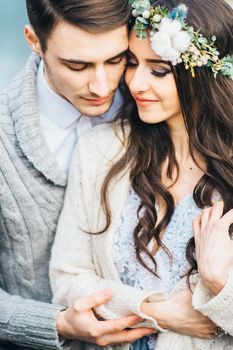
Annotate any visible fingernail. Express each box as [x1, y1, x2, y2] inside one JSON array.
[[103, 290, 112, 298], [137, 317, 143, 322], [130, 315, 141, 320]]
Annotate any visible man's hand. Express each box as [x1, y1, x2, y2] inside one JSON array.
[[57, 290, 155, 347]]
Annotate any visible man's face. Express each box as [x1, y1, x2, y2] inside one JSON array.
[[40, 22, 128, 117]]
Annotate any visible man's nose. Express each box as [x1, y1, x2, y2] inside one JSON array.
[[89, 66, 109, 97]]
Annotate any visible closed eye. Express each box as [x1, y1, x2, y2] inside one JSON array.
[[67, 64, 88, 72], [108, 55, 126, 65], [151, 69, 172, 78]]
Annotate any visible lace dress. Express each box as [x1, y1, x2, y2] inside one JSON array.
[[113, 189, 201, 350]]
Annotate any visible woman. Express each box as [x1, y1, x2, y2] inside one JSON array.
[[50, 0, 233, 349]]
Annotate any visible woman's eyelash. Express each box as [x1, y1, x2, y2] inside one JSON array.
[[125, 62, 172, 78], [151, 69, 171, 77]]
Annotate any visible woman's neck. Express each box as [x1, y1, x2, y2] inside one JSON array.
[[163, 119, 206, 203], [167, 116, 191, 164]]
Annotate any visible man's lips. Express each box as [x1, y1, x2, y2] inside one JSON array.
[[82, 96, 110, 106]]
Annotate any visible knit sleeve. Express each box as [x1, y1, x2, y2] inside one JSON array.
[[50, 132, 166, 332], [192, 267, 233, 336], [0, 287, 66, 349]]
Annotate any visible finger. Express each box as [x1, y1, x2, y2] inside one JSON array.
[[193, 215, 201, 260], [200, 207, 212, 232], [101, 327, 155, 346], [115, 327, 155, 343], [219, 209, 233, 232], [73, 290, 112, 312], [96, 314, 142, 335], [207, 201, 224, 229], [202, 333, 217, 340]]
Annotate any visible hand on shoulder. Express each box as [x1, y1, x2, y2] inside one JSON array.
[[193, 201, 233, 294]]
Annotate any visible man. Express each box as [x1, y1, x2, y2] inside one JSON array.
[[0, 0, 153, 349]]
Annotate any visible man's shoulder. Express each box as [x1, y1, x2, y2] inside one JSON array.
[[0, 53, 40, 104], [0, 54, 40, 124], [0, 83, 14, 122]]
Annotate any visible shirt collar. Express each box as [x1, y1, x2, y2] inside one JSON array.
[[36, 60, 82, 129]]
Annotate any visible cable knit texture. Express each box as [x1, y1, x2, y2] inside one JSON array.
[[50, 123, 233, 350], [0, 51, 122, 350], [0, 53, 68, 350]]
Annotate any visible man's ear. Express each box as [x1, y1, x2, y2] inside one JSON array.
[[24, 25, 42, 56]]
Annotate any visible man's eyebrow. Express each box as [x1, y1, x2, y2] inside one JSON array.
[[107, 49, 128, 61], [57, 49, 128, 65]]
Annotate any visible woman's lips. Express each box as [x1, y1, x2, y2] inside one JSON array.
[[135, 96, 159, 107]]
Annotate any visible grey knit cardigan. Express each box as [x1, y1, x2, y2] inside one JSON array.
[[0, 54, 75, 350]]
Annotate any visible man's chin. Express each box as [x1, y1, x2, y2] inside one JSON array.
[[76, 101, 113, 117]]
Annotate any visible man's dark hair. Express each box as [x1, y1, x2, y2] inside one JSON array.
[[26, 0, 131, 52]]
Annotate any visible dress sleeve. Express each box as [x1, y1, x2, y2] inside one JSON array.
[[50, 135, 166, 331]]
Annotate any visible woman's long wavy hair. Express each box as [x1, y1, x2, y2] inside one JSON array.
[[98, 0, 233, 279]]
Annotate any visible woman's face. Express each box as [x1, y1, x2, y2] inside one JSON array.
[[125, 30, 183, 126]]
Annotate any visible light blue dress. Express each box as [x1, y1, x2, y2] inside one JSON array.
[[113, 189, 201, 350]]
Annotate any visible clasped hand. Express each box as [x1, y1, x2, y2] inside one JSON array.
[[57, 290, 154, 346], [141, 288, 217, 339], [193, 201, 233, 294]]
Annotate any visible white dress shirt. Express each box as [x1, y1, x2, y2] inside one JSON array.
[[36, 60, 122, 174]]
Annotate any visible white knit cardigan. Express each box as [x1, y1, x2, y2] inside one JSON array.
[[50, 123, 233, 350]]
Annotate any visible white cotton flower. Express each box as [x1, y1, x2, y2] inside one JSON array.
[[159, 18, 182, 35], [162, 47, 181, 65], [172, 31, 191, 53], [150, 32, 172, 57]]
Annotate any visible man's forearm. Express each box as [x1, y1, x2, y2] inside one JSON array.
[[0, 288, 64, 350]]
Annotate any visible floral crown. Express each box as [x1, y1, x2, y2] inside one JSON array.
[[129, 0, 233, 79]]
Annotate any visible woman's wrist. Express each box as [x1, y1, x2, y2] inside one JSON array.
[[199, 267, 230, 294], [201, 274, 227, 295], [140, 301, 169, 329]]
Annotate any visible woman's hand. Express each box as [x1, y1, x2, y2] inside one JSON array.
[[193, 201, 233, 294], [141, 289, 217, 338]]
